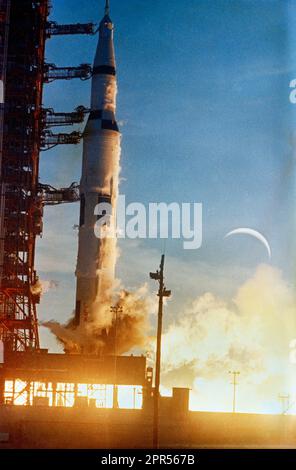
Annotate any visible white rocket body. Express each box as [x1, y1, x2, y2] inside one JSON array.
[[75, 8, 120, 326]]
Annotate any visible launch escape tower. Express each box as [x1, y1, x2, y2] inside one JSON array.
[[0, 0, 96, 352]]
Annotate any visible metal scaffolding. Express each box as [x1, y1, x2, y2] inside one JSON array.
[[0, 0, 50, 351], [43, 106, 88, 127], [44, 63, 92, 82], [46, 21, 96, 37], [0, 0, 93, 353], [38, 182, 80, 206], [41, 130, 82, 150]]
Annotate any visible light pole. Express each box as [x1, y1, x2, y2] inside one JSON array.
[[229, 371, 240, 413], [278, 394, 290, 415], [110, 305, 123, 409], [150, 254, 171, 449]]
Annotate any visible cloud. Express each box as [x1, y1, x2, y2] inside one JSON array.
[[158, 264, 296, 413], [31, 279, 59, 296]]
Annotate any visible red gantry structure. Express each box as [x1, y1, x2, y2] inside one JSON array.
[[0, 0, 96, 353], [0, 0, 49, 352]]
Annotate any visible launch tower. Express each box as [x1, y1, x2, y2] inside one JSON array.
[[0, 0, 48, 351], [0, 0, 96, 352]]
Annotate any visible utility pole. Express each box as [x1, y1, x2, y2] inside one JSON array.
[[229, 371, 240, 413], [110, 305, 123, 409], [278, 394, 290, 415], [150, 255, 171, 449]]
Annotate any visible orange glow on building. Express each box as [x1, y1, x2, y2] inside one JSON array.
[[4, 379, 143, 409]]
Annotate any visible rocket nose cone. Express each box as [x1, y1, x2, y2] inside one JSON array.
[[93, 32, 116, 71], [93, 7, 116, 72], [101, 0, 112, 28], [101, 13, 112, 24]]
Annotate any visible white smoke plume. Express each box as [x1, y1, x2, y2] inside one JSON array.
[[31, 279, 59, 296], [43, 282, 155, 355], [159, 264, 296, 413]]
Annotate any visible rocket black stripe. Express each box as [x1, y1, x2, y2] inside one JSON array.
[[101, 119, 119, 132], [93, 65, 116, 76], [89, 110, 103, 120], [79, 194, 85, 227], [98, 194, 111, 204], [88, 110, 119, 131], [75, 300, 81, 326]]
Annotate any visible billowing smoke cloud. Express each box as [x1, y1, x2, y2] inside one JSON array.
[[31, 279, 59, 296], [159, 265, 296, 413], [43, 282, 156, 355]]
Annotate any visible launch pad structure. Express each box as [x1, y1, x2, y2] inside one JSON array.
[[0, 0, 162, 434], [0, 0, 296, 450], [0, 0, 155, 418], [0, 350, 150, 408], [0, 0, 48, 352]]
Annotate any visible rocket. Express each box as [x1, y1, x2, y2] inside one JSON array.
[[75, 0, 121, 327]]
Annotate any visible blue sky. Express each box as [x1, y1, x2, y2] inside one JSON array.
[[37, 0, 296, 358]]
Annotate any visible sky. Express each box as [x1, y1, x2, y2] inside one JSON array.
[[35, 0, 296, 414]]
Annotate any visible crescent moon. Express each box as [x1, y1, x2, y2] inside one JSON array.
[[224, 228, 271, 259]]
